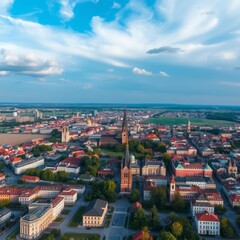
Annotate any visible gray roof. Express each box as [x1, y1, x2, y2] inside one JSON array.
[[83, 199, 108, 217], [0, 208, 11, 218], [22, 206, 49, 222]]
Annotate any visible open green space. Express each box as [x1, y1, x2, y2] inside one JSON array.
[[61, 233, 100, 240], [67, 206, 86, 227], [6, 229, 19, 240], [143, 117, 235, 126]]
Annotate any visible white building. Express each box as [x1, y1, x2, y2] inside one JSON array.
[[0, 208, 11, 224], [14, 157, 44, 175], [191, 201, 215, 216], [59, 189, 77, 204], [194, 211, 220, 236]]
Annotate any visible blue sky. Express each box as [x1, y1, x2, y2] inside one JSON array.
[[0, 0, 240, 105]]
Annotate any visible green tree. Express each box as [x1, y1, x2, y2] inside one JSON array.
[[33, 147, 40, 157], [142, 226, 152, 240], [237, 216, 240, 227], [133, 208, 147, 229], [150, 204, 160, 229], [163, 153, 171, 163], [171, 192, 185, 212], [220, 218, 235, 238], [56, 171, 68, 181], [150, 186, 167, 210], [155, 142, 166, 153], [51, 229, 61, 238], [0, 199, 10, 208], [136, 144, 145, 153], [130, 189, 140, 203], [105, 180, 116, 192], [171, 221, 183, 237], [158, 231, 176, 240], [115, 144, 123, 152]]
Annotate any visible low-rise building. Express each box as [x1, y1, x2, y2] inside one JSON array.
[[82, 199, 108, 227], [0, 208, 11, 224], [191, 201, 214, 216], [21, 175, 40, 183], [14, 157, 44, 175], [20, 196, 64, 239], [58, 189, 77, 204], [194, 211, 220, 236], [142, 159, 166, 176]]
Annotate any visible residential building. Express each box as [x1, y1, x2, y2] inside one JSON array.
[[14, 157, 44, 175], [194, 211, 220, 236], [142, 159, 166, 176], [82, 199, 108, 227], [20, 196, 64, 239]]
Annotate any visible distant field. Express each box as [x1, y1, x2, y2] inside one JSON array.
[[0, 133, 50, 145], [143, 117, 235, 127]]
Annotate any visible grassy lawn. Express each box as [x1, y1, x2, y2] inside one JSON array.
[[54, 216, 63, 222], [143, 117, 234, 126], [61, 208, 71, 215], [61, 233, 100, 240], [6, 229, 19, 240], [67, 206, 86, 227]]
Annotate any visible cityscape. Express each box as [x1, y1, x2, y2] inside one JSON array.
[[0, 105, 240, 240], [1, 0, 240, 240]]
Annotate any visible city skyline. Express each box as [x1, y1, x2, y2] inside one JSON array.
[[0, 0, 240, 105]]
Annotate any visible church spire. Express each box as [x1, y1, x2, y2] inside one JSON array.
[[122, 109, 128, 144], [123, 137, 130, 168], [122, 109, 127, 132]]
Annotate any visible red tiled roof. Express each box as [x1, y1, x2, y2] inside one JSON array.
[[196, 211, 219, 222], [21, 175, 39, 182]]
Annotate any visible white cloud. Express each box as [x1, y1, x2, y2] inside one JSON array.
[[133, 67, 152, 76], [112, 2, 121, 9], [159, 71, 170, 77], [58, 0, 99, 21], [0, 71, 9, 76], [0, 0, 14, 14], [0, 49, 63, 77], [218, 51, 237, 60], [0, 0, 240, 78]]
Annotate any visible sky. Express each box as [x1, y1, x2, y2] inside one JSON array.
[[0, 0, 240, 105]]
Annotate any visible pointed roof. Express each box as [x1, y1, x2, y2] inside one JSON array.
[[123, 138, 131, 168], [122, 109, 128, 132]]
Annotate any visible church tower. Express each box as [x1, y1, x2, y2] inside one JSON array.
[[187, 119, 191, 138], [62, 126, 70, 143], [170, 175, 176, 202], [122, 109, 128, 144], [120, 139, 132, 194]]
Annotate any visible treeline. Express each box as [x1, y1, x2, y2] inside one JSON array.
[[85, 180, 117, 202], [101, 139, 166, 158], [24, 168, 68, 182], [49, 129, 61, 143], [81, 156, 101, 176], [206, 112, 240, 122], [32, 144, 53, 157]]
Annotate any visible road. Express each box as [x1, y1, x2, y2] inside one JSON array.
[[213, 176, 240, 236], [48, 197, 140, 240], [1, 222, 19, 240]]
